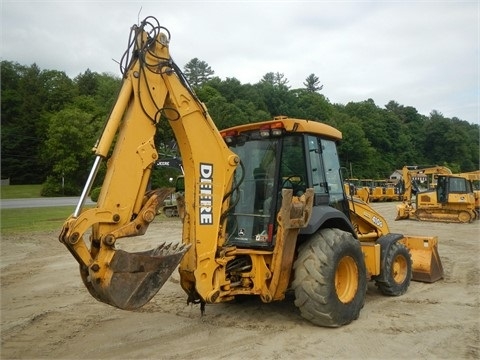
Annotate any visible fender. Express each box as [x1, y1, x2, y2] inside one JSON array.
[[300, 205, 356, 237]]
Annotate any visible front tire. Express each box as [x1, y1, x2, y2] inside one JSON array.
[[375, 241, 412, 296], [292, 228, 367, 327]]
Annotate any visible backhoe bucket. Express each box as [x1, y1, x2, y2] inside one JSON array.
[[84, 242, 190, 310], [400, 236, 443, 283]]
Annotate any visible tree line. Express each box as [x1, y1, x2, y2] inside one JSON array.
[[1, 59, 478, 196]]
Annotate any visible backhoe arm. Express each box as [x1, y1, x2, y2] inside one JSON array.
[[59, 18, 238, 309], [400, 165, 452, 203], [396, 165, 453, 220]]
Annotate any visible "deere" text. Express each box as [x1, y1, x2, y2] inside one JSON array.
[[199, 163, 213, 225]]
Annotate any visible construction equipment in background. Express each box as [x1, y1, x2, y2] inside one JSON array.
[[344, 178, 370, 203], [347, 178, 404, 203], [343, 178, 358, 197], [356, 186, 371, 203], [385, 180, 402, 202], [359, 179, 374, 192], [58, 17, 443, 328], [456, 170, 480, 212], [162, 175, 184, 217], [155, 157, 184, 217], [348, 179, 402, 203], [396, 165, 477, 223], [370, 180, 387, 202]]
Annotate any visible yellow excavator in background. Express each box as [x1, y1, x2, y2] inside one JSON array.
[[396, 165, 477, 223], [155, 157, 184, 217], [58, 17, 443, 328], [385, 180, 402, 201], [343, 179, 370, 203]]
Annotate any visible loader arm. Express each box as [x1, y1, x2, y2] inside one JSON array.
[[347, 195, 443, 283], [59, 18, 238, 309]]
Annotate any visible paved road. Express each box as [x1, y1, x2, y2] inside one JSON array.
[[0, 197, 95, 209]]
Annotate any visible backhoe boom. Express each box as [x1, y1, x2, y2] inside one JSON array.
[[59, 18, 238, 309]]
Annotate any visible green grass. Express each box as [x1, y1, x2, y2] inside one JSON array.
[[0, 185, 171, 235], [0, 184, 43, 199], [0, 205, 169, 235], [0, 206, 74, 235]]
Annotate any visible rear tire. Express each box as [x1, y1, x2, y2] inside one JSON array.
[[292, 228, 367, 327], [375, 242, 412, 296]]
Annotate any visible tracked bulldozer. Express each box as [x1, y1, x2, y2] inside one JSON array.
[[58, 16, 443, 328], [456, 170, 480, 212], [396, 165, 477, 223]]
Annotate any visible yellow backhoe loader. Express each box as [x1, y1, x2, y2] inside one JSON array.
[[396, 165, 477, 223], [59, 17, 443, 328]]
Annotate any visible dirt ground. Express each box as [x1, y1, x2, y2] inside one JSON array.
[[1, 202, 479, 359]]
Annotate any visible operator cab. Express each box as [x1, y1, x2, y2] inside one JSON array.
[[222, 119, 350, 249], [435, 175, 474, 204]]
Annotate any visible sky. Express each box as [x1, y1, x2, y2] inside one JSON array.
[[2, 1, 479, 125]]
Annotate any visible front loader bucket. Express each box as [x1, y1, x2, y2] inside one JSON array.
[[396, 203, 412, 220], [82, 242, 190, 310], [400, 236, 443, 283]]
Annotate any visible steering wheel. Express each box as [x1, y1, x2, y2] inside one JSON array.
[[281, 175, 306, 196]]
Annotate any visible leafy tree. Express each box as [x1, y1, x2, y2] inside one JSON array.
[[344, 99, 393, 153], [255, 73, 292, 116], [93, 73, 122, 114], [288, 90, 332, 124], [41, 107, 100, 195], [385, 101, 422, 124], [260, 72, 275, 86], [1, 62, 24, 181], [260, 72, 290, 89], [1, 62, 49, 183], [2, 59, 479, 193], [40, 70, 76, 112], [385, 100, 427, 165], [422, 112, 477, 171], [75, 69, 99, 96], [303, 73, 323, 92], [203, 94, 247, 129], [195, 83, 223, 103], [202, 77, 269, 118], [336, 114, 378, 178], [231, 99, 270, 124], [463, 122, 480, 171], [183, 58, 214, 87]]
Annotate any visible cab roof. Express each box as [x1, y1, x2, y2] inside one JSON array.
[[222, 117, 342, 141]]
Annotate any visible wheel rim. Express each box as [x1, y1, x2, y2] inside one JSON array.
[[335, 256, 359, 304], [392, 254, 408, 284]]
